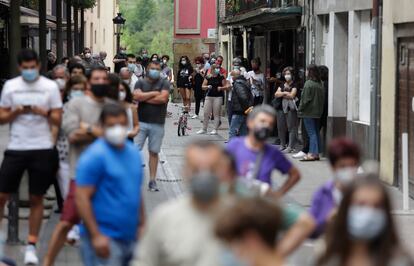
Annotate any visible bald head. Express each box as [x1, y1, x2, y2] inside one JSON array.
[[184, 141, 223, 180], [119, 67, 131, 80]]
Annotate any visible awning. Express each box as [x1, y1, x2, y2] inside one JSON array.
[[0, 0, 57, 22], [221, 6, 302, 26]]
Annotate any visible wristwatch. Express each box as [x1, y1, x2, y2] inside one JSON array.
[[87, 125, 93, 135]]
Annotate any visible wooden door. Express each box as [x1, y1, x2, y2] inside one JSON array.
[[397, 38, 414, 196]]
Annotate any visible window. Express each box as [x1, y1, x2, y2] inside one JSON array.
[[90, 23, 93, 49], [98, 0, 101, 18], [103, 29, 106, 44], [94, 30, 97, 44]]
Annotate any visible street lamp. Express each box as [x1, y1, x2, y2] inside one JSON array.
[[113, 13, 126, 54]]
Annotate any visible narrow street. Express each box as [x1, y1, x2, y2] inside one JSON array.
[[1, 103, 414, 265]]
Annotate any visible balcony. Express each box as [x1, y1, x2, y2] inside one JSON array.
[[225, 0, 299, 17]]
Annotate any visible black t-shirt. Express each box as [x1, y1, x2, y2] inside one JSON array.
[[114, 53, 128, 73], [135, 78, 170, 124], [206, 75, 225, 97], [177, 67, 193, 88]]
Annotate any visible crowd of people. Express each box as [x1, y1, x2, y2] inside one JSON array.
[[0, 46, 411, 266], [173, 52, 329, 163]]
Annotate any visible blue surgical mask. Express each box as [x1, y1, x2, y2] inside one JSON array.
[[128, 63, 136, 72], [148, 69, 160, 80], [21, 69, 39, 82], [69, 90, 84, 99], [347, 205, 386, 240]]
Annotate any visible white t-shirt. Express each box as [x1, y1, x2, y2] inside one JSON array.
[[247, 71, 265, 97], [0, 76, 63, 150]]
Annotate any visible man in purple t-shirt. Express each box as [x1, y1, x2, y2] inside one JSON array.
[[226, 105, 301, 198]]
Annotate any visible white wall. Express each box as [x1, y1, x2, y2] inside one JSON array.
[[357, 11, 371, 124]]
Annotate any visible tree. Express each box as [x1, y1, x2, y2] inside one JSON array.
[[120, 0, 174, 60]]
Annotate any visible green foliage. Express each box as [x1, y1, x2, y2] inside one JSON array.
[[120, 0, 174, 60], [66, 0, 97, 9]]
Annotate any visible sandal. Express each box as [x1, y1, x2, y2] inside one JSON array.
[[300, 155, 316, 162]]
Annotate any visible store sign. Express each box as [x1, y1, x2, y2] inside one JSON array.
[[208, 29, 217, 38]]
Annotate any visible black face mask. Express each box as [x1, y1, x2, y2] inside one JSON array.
[[90, 84, 109, 98], [253, 127, 272, 142]]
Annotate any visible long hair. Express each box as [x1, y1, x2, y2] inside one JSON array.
[[318, 175, 406, 266], [120, 81, 133, 103], [178, 55, 193, 72], [63, 75, 87, 103], [307, 64, 321, 82]]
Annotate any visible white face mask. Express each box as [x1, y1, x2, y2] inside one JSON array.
[[285, 74, 292, 81], [347, 205, 386, 240], [334, 167, 358, 185], [119, 91, 127, 101], [104, 125, 128, 146]]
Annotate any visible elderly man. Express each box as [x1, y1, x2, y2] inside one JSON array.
[[120, 67, 138, 92], [99, 51, 107, 66]]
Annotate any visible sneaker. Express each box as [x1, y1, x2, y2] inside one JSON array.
[[24, 245, 39, 265], [148, 180, 159, 192], [191, 114, 198, 119], [209, 130, 218, 135], [196, 129, 207, 134], [282, 147, 293, 153], [67, 225, 80, 245], [279, 146, 287, 152], [292, 151, 307, 159]]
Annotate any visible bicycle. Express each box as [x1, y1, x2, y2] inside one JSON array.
[[174, 104, 192, 136]]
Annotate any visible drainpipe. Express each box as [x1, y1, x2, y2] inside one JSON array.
[[369, 0, 382, 160]]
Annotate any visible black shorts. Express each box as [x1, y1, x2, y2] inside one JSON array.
[[0, 149, 59, 195]]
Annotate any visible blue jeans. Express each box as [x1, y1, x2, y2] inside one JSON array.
[[303, 118, 320, 155], [229, 114, 248, 139], [80, 235, 135, 266]]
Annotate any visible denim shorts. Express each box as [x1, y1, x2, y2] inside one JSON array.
[[80, 235, 135, 266], [134, 122, 165, 154]]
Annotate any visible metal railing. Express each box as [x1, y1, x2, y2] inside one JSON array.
[[225, 0, 298, 17]]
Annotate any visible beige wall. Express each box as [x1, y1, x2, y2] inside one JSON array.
[[84, 0, 118, 70], [380, 0, 414, 184]]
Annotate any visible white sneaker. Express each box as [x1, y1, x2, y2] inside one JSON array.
[[196, 129, 207, 134], [292, 151, 306, 159], [67, 225, 80, 243], [209, 130, 218, 135], [191, 114, 198, 119], [24, 245, 39, 265]]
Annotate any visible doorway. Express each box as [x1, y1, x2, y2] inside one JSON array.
[[397, 38, 414, 196]]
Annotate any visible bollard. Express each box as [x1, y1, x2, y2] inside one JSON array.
[[6, 193, 20, 245]]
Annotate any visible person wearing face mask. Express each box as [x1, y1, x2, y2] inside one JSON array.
[[118, 81, 139, 141], [177, 55, 194, 113], [43, 66, 111, 266], [203, 53, 211, 71], [113, 47, 128, 74], [133, 61, 170, 192], [228, 69, 253, 139], [197, 64, 230, 135], [120, 67, 138, 93], [207, 55, 228, 77], [82, 48, 99, 75], [215, 198, 286, 266], [246, 58, 265, 106], [298, 64, 324, 161], [274, 67, 299, 153], [276, 138, 361, 257], [226, 57, 243, 127], [192, 56, 206, 119], [75, 103, 145, 266], [131, 141, 225, 266], [318, 175, 413, 266], [226, 105, 301, 199], [160, 55, 172, 82], [150, 53, 159, 62], [141, 49, 150, 69], [0, 49, 63, 265]]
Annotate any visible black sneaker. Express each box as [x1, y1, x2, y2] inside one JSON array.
[[148, 180, 159, 192]]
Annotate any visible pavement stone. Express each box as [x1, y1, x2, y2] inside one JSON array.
[[2, 103, 414, 265]]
